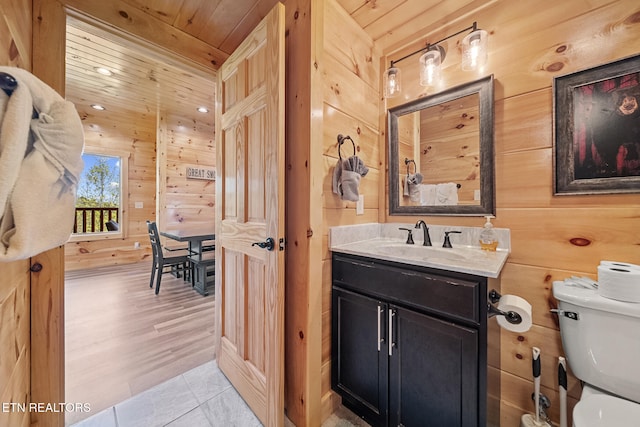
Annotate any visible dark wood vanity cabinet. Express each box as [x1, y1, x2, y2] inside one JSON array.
[[332, 253, 488, 427]]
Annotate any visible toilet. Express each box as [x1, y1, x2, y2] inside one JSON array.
[[553, 281, 640, 427]]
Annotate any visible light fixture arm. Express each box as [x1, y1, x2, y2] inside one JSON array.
[[389, 22, 478, 68]]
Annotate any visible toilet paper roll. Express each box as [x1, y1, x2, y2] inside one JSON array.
[[597, 264, 640, 303], [496, 294, 532, 333], [600, 260, 640, 271]]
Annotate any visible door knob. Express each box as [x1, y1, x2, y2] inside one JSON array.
[[252, 237, 275, 251]]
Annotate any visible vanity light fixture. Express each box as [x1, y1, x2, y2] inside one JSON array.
[[383, 22, 488, 98]]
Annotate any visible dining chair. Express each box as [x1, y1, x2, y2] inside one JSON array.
[[146, 221, 192, 294], [105, 220, 119, 231]]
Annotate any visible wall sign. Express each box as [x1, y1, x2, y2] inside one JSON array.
[[186, 166, 216, 181]]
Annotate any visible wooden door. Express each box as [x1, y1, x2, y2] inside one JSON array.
[[214, 3, 285, 426]]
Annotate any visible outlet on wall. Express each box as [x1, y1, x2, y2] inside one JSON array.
[[135, 201, 143, 209], [134, 242, 140, 249]]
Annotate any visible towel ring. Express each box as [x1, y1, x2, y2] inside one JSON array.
[[337, 134, 356, 159], [405, 158, 416, 175], [0, 72, 18, 97]]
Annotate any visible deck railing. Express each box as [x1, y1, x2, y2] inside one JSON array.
[[74, 207, 119, 233]]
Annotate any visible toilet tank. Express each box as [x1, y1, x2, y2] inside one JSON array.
[[553, 281, 640, 404]]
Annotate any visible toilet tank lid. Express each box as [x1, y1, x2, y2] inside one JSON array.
[[553, 281, 640, 319]]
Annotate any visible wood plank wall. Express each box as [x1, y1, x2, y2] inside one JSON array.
[[64, 107, 157, 270], [319, 0, 382, 419], [0, 1, 31, 426], [378, 1, 640, 426], [160, 111, 216, 232]]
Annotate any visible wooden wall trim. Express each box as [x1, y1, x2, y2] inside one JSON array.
[[30, 1, 66, 425], [156, 111, 168, 230], [307, 0, 326, 422], [284, 0, 324, 424], [29, 247, 65, 427]]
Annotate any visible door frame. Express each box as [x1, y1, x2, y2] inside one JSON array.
[[31, 2, 66, 425], [29, 2, 220, 425]]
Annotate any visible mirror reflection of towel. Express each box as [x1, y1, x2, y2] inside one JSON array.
[[404, 173, 423, 200], [419, 184, 436, 205], [435, 182, 459, 205]]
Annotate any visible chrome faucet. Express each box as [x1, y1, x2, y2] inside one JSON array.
[[414, 220, 432, 246]]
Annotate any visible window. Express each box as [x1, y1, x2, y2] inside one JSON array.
[[71, 149, 129, 240]]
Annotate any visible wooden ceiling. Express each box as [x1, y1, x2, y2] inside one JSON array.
[[64, 0, 488, 125], [65, 19, 216, 123]]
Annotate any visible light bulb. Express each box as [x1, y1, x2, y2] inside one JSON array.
[[462, 29, 488, 71], [469, 39, 480, 68], [384, 67, 401, 98], [419, 50, 441, 88], [389, 74, 397, 92]]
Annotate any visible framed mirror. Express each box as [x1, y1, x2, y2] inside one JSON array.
[[388, 75, 495, 216]]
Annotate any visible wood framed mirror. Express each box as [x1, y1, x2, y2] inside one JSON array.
[[388, 75, 495, 216]]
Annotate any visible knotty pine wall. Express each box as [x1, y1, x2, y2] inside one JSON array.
[[379, 1, 640, 426], [319, 0, 382, 417], [159, 111, 216, 233], [64, 106, 157, 271], [0, 1, 31, 427]]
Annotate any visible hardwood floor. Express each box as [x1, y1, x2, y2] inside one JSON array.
[[64, 262, 215, 426]]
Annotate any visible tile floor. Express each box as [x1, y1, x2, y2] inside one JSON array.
[[70, 359, 369, 427]]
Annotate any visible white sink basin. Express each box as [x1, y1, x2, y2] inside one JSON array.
[[374, 243, 469, 261], [328, 224, 511, 278]]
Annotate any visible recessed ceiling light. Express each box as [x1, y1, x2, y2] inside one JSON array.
[[91, 104, 106, 111], [94, 67, 113, 76], [197, 106, 209, 113]]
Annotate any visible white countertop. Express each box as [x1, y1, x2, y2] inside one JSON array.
[[329, 223, 510, 278]]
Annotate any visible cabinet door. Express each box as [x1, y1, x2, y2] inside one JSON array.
[[389, 306, 478, 427], [332, 287, 388, 427]]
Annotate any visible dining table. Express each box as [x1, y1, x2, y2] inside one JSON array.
[[160, 227, 215, 296], [159, 228, 215, 255]]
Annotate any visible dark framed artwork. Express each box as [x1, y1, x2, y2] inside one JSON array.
[[554, 54, 640, 195]]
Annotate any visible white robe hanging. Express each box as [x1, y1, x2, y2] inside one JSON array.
[[0, 66, 84, 261]]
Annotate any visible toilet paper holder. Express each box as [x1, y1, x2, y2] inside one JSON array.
[[487, 289, 523, 324]]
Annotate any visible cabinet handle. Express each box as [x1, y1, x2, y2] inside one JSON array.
[[388, 309, 396, 356], [377, 305, 383, 352]]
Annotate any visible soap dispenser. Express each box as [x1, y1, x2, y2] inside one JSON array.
[[479, 215, 498, 251]]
